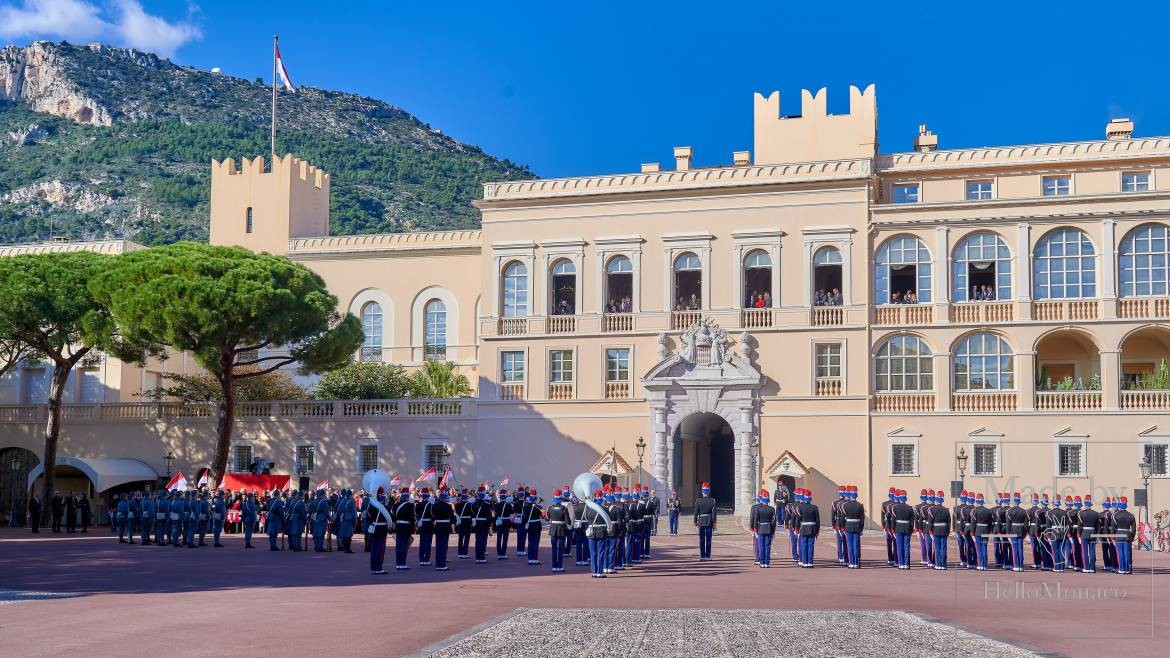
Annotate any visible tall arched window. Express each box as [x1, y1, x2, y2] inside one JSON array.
[[875, 235, 931, 304], [953, 333, 1015, 390], [673, 252, 702, 309], [501, 261, 528, 317], [952, 231, 1011, 301], [813, 246, 843, 305], [605, 255, 633, 313], [245, 207, 253, 234], [875, 335, 934, 391], [549, 259, 576, 315], [360, 302, 382, 362], [1119, 223, 1170, 297], [742, 249, 773, 308], [1033, 228, 1096, 299], [424, 299, 446, 361]]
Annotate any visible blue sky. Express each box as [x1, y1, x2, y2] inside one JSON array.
[[3, 1, 1169, 177]]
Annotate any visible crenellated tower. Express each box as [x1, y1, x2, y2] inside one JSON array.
[[752, 85, 877, 165], [209, 154, 330, 254]]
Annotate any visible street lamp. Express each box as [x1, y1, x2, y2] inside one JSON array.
[[1139, 456, 1153, 529], [635, 436, 646, 490], [955, 447, 969, 504], [9, 457, 20, 527], [164, 450, 176, 478]]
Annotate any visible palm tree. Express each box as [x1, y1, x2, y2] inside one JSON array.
[[410, 360, 473, 398]]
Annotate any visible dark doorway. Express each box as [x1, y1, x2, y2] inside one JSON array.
[[967, 262, 996, 298], [814, 265, 842, 298], [889, 264, 917, 300], [673, 412, 736, 511], [0, 447, 39, 526]]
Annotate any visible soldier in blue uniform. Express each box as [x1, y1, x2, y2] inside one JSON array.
[[891, 489, 914, 569], [971, 493, 991, 569], [832, 485, 847, 565], [241, 491, 258, 548], [796, 488, 820, 567], [929, 491, 950, 570], [523, 488, 544, 565], [1067, 496, 1083, 571], [471, 487, 492, 563], [570, 492, 589, 565], [1026, 493, 1042, 569], [155, 490, 170, 546], [1113, 497, 1135, 574], [492, 488, 512, 559], [211, 490, 227, 547], [266, 490, 285, 550], [546, 489, 570, 572], [1005, 493, 1027, 572], [138, 491, 154, 545], [288, 490, 307, 551], [604, 489, 620, 572], [310, 489, 330, 552], [182, 491, 198, 548], [195, 491, 210, 546], [169, 491, 183, 547], [640, 487, 654, 559], [415, 487, 435, 566], [337, 489, 356, 553], [1078, 495, 1099, 573], [841, 485, 864, 569], [693, 482, 716, 561], [392, 486, 416, 570], [585, 489, 610, 578], [1100, 497, 1116, 572], [116, 494, 130, 543], [431, 489, 456, 570], [749, 488, 777, 568], [667, 489, 681, 536], [881, 487, 897, 566]]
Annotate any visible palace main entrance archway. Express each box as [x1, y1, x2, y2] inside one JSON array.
[[643, 319, 762, 514]]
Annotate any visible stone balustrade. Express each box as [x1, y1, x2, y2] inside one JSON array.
[[0, 398, 475, 422]]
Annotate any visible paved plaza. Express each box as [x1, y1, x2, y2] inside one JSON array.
[[0, 525, 1164, 657]]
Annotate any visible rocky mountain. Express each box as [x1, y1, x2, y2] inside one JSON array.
[[0, 41, 534, 244]]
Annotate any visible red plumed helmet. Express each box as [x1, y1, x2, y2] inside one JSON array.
[[376, 486, 385, 495], [420, 487, 430, 494], [477, 486, 486, 493], [758, 488, 769, 497], [920, 489, 928, 495], [701, 482, 710, 488], [593, 489, 604, 497], [553, 489, 563, 497], [400, 487, 411, 494]]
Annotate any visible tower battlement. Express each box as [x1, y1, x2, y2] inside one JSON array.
[[753, 85, 877, 165], [209, 154, 331, 254]]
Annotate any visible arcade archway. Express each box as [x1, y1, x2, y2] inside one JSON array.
[[672, 412, 735, 509]]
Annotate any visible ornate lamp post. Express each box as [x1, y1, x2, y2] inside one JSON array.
[[955, 447, 969, 503], [635, 436, 646, 491], [164, 450, 176, 478], [9, 457, 20, 527], [1139, 456, 1153, 529]]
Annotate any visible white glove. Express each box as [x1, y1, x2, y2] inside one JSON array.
[[366, 526, 374, 534]]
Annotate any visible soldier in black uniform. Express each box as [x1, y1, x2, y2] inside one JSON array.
[[493, 488, 512, 559], [514, 485, 529, 557], [470, 487, 493, 564], [913, 489, 929, 567], [641, 487, 655, 558], [521, 488, 544, 565], [667, 490, 681, 536], [693, 482, 717, 561], [786, 494, 801, 563], [1049, 496, 1070, 573], [796, 488, 820, 568], [607, 488, 626, 570], [584, 489, 610, 577], [1078, 495, 1099, 573], [929, 493, 951, 570], [881, 487, 897, 566], [454, 489, 473, 560], [364, 487, 390, 575], [1006, 492, 1028, 572], [431, 489, 456, 570], [841, 485, 865, 569], [891, 489, 915, 569], [1067, 496, 1083, 572], [391, 487, 416, 570], [972, 493, 992, 570], [572, 493, 590, 566], [546, 489, 571, 572], [1112, 497, 1136, 574], [953, 491, 969, 568], [749, 488, 777, 567], [1027, 493, 1042, 569], [625, 489, 642, 564], [773, 480, 791, 528], [1101, 497, 1117, 572], [648, 489, 661, 539], [832, 485, 847, 565]]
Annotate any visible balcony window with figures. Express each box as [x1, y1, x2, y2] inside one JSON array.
[[952, 231, 1011, 302], [812, 246, 843, 306], [549, 259, 576, 316], [604, 256, 634, 315], [875, 235, 931, 305], [672, 252, 703, 311], [742, 249, 773, 309]]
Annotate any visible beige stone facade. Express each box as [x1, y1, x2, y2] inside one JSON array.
[[3, 87, 1169, 522]]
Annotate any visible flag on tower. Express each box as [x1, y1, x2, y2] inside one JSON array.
[[275, 43, 295, 92], [414, 465, 436, 484], [166, 471, 188, 491]]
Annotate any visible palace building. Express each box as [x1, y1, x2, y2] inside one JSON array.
[[2, 86, 1169, 521]]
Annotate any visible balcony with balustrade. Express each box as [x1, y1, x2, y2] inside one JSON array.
[[950, 301, 1014, 324], [604, 381, 631, 399], [1118, 325, 1170, 410], [872, 304, 933, 326], [0, 398, 476, 424]]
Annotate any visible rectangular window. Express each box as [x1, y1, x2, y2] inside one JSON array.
[[1145, 444, 1168, 476], [245, 207, 253, 234], [966, 180, 993, 200], [549, 350, 574, 383], [1058, 444, 1083, 476], [232, 444, 253, 473], [815, 343, 842, 378], [501, 351, 525, 383], [296, 445, 315, 474], [358, 443, 379, 473], [1042, 175, 1071, 197], [1122, 171, 1151, 192], [605, 348, 631, 381], [425, 443, 448, 471], [892, 183, 920, 204], [891, 444, 916, 475], [973, 444, 998, 476]]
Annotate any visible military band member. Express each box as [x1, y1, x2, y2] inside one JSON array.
[[414, 487, 435, 566], [242, 491, 258, 548], [154, 490, 169, 546], [572, 492, 590, 565], [168, 491, 183, 547], [514, 485, 529, 557], [1101, 497, 1117, 572], [796, 488, 820, 568], [929, 492, 950, 570], [971, 493, 991, 570], [115, 494, 129, 543], [471, 487, 492, 563], [493, 489, 513, 559], [455, 489, 473, 559], [310, 489, 330, 552], [832, 485, 847, 565], [1003, 493, 1026, 572], [693, 482, 716, 561], [1112, 497, 1135, 574], [1067, 496, 1083, 571], [881, 487, 897, 566], [749, 488, 777, 567], [585, 489, 610, 577], [522, 489, 544, 565], [1050, 496, 1071, 573], [605, 489, 622, 572], [561, 484, 574, 558], [547, 489, 571, 572], [359, 491, 372, 552], [211, 489, 226, 547], [625, 489, 642, 564], [432, 489, 456, 570], [841, 486, 864, 569], [392, 487, 416, 570], [365, 487, 390, 574], [266, 490, 285, 551], [194, 491, 209, 546], [891, 490, 914, 569], [1079, 495, 1099, 573], [667, 490, 681, 536]]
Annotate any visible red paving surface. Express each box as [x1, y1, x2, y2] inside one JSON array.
[[0, 527, 1164, 657]]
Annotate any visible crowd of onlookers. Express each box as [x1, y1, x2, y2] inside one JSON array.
[[674, 294, 702, 311], [744, 291, 772, 308], [888, 290, 920, 304], [604, 297, 633, 313], [813, 288, 843, 306], [968, 284, 997, 301]]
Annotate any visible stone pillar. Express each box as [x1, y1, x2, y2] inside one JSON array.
[[934, 226, 950, 323], [651, 406, 669, 493], [736, 404, 755, 513], [934, 352, 952, 411], [1101, 349, 1121, 411], [1017, 351, 1036, 411], [1101, 219, 1118, 319], [1016, 223, 1033, 320]]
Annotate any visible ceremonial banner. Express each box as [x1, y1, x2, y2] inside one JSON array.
[[166, 471, 189, 491], [414, 465, 436, 483]]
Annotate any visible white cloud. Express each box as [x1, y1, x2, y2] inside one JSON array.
[[0, 0, 201, 58]]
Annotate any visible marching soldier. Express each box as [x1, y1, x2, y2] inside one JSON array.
[[972, 493, 992, 570], [693, 482, 717, 562], [454, 489, 473, 560], [666, 490, 681, 536], [882, 488, 898, 566], [929, 491, 950, 570], [1079, 495, 1099, 573], [841, 485, 864, 569], [138, 491, 154, 545], [1101, 497, 1117, 572], [561, 483, 574, 560], [625, 489, 642, 564], [242, 491, 258, 549], [641, 487, 654, 559], [1051, 496, 1071, 573], [493, 488, 513, 559], [773, 480, 791, 528], [522, 488, 544, 565], [337, 489, 356, 553], [953, 491, 969, 568], [796, 488, 820, 568], [415, 487, 436, 566], [392, 487, 416, 570], [310, 488, 330, 552], [891, 489, 914, 569], [1112, 497, 1135, 574], [514, 485, 529, 557], [605, 489, 622, 572], [1006, 493, 1028, 572], [749, 488, 777, 568], [584, 489, 610, 578], [648, 489, 661, 539], [547, 489, 571, 572], [196, 490, 210, 546], [155, 490, 170, 546], [786, 491, 801, 563], [431, 489, 456, 570], [287, 490, 307, 551], [1027, 493, 1042, 569], [1067, 496, 1083, 572], [211, 489, 226, 547], [266, 490, 285, 551], [116, 494, 130, 543], [169, 490, 183, 547], [1036, 494, 1052, 570], [364, 487, 390, 574], [572, 491, 590, 565]]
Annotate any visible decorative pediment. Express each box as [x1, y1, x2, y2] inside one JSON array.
[[968, 427, 1004, 438], [589, 449, 634, 477], [642, 319, 762, 389], [1053, 427, 1089, 439], [888, 427, 923, 438], [1138, 425, 1169, 438], [765, 450, 809, 479]]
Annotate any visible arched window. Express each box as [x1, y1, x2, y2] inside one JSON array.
[[360, 302, 382, 362], [813, 246, 843, 305], [875, 335, 934, 391], [605, 255, 633, 313], [1119, 223, 1170, 297], [742, 249, 773, 308], [952, 231, 1011, 301], [245, 207, 253, 234], [875, 236, 931, 304], [501, 261, 528, 317], [424, 299, 446, 361], [549, 259, 576, 315], [1033, 228, 1096, 299], [673, 252, 702, 310], [953, 333, 1015, 390]]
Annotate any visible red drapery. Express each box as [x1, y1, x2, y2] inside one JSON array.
[[219, 474, 291, 492]]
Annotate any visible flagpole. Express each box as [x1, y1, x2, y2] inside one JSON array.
[[271, 35, 278, 160]]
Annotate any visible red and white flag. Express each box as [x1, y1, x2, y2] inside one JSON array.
[[166, 471, 188, 491], [438, 465, 452, 489], [197, 471, 210, 488], [499, 474, 510, 487], [316, 480, 329, 491], [389, 475, 401, 488], [275, 43, 296, 92], [481, 480, 490, 490], [414, 465, 436, 484]]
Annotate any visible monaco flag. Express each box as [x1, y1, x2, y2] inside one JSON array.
[[316, 480, 329, 491], [414, 466, 436, 484], [438, 465, 452, 489], [197, 471, 210, 488], [275, 44, 296, 92], [499, 475, 510, 487], [166, 471, 189, 491], [389, 475, 401, 488]]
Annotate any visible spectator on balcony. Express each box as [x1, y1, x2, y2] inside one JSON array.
[[687, 293, 701, 310], [555, 300, 573, 315], [828, 288, 843, 306], [746, 291, 759, 308], [904, 290, 918, 304], [814, 289, 827, 306], [754, 294, 767, 309], [606, 299, 618, 313], [891, 291, 902, 304], [763, 291, 771, 307], [620, 297, 632, 313]]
